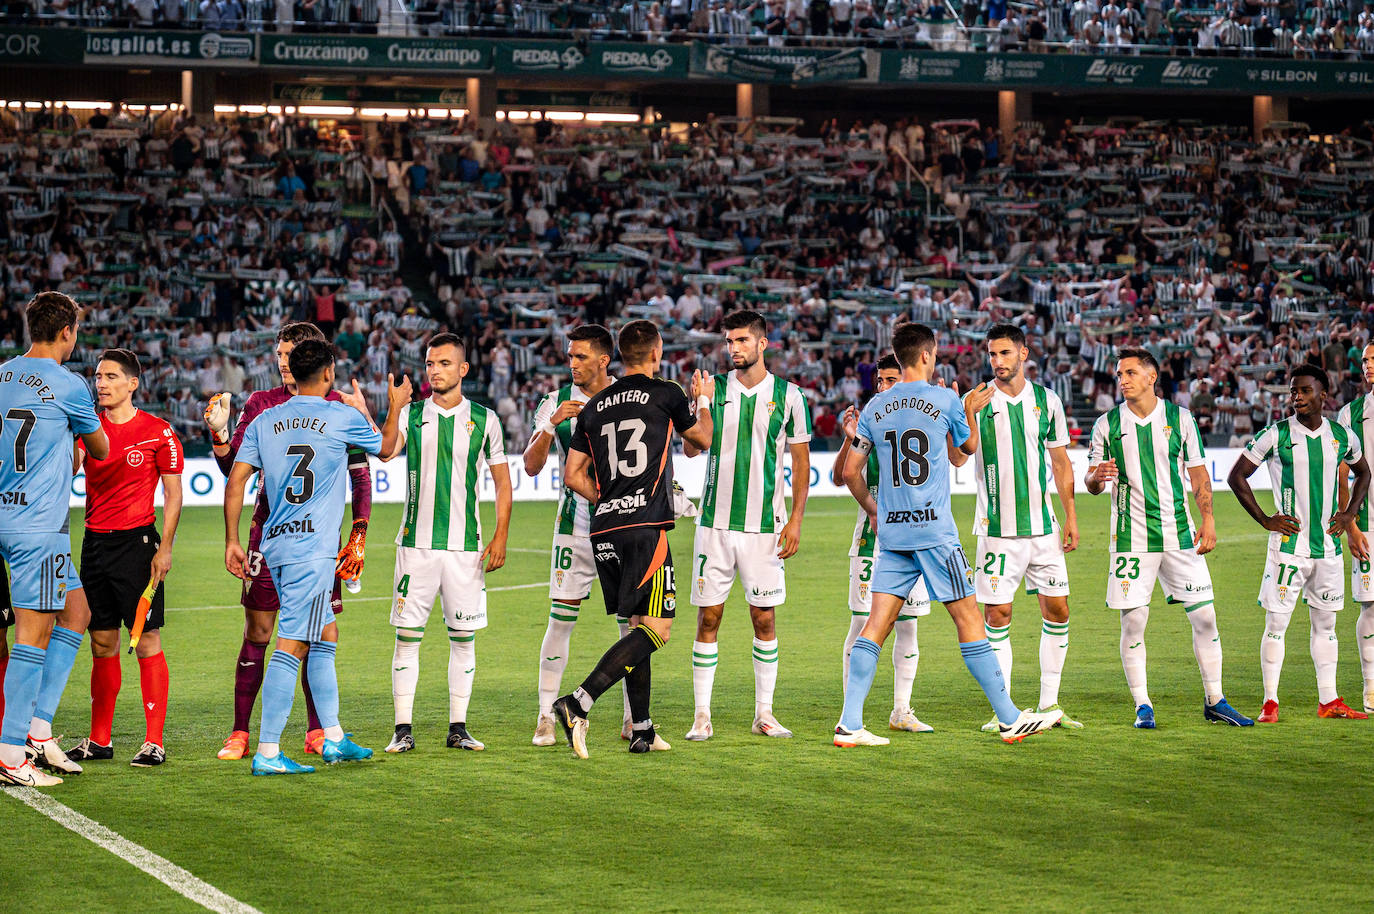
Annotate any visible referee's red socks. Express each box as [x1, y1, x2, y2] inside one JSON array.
[[139, 652, 169, 746], [90, 656, 121, 746]]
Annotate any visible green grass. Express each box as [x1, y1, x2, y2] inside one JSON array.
[[3, 495, 1373, 912]]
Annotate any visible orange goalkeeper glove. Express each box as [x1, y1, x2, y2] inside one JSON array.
[[336, 519, 368, 581]]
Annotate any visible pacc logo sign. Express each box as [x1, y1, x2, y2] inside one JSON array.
[[1085, 59, 1143, 83]]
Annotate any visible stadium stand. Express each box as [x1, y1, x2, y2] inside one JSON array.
[[2, 104, 1372, 455], [1, 0, 1373, 58]]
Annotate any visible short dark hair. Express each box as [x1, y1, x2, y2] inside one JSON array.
[[722, 309, 767, 337], [876, 354, 900, 372], [618, 320, 661, 365], [1290, 363, 1329, 392], [986, 324, 1026, 347], [569, 324, 613, 358], [427, 332, 466, 360], [891, 322, 936, 369], [1116, 347, 1159, 373], [100, 348, 141, 378], [286, 338, 334, 384], [26, 291, 79, 343], [277, 321, 325, 346]]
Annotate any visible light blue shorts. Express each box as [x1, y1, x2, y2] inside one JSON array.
[[268, 557, 337, 642], [0, 531, 81, 612], [873, 541, 974, 605]]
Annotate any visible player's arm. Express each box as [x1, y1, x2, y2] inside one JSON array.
[[1049, 444, 1079, 553], [680, 370, 716, 452], [205, 392, 234, 464], [524, 394, 582, 476], [73, 439, 84, 474], [212, 393, 262, 475], [223, 461, 255, 580], [81, 428, 109, 462], [1339, 471, 1369, 560], [1186, 464, 1217, 554], [563, 449, 598, 502], [378, 374, 413, 460], [843, 438, 878, 530], [483, 460, 513, 573], [153, 472, 182, 585], [1332, 453, 1371, 540], [1084, 416, 1115, 495], [778, 440, 809, 559], [338, 378, 380, 433], [956, 382, 992, 458], [1226, 453, 1297, 533], [832, 405, 858, 487]]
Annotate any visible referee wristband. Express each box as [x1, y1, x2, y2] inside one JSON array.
[[696, 395, 710, 412]]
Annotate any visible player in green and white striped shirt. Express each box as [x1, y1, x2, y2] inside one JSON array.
[[1337, 341, 1374, 713], [832, 355, 933, 734], [685, 310, 811, 741], [376, 333, 513, 753], [521, 325, 631, 748], [973, 325, 1082, 731], [1086, 347, 1252, 729], [1233, 365, 1371, 721]]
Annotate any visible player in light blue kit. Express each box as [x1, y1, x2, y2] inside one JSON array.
[[225, 340, 383, 775], [835, 323, 1063, 746], [0, 292, 110, 787]]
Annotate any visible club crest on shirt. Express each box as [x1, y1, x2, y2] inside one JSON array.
[[126, 450, 145, 468], [766, 401, 777, 414], [466, 421, 476, 434], [1162, 424, 1173, 439]]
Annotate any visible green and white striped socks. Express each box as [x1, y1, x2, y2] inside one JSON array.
[[692, 641, 718, 715], [392, 627, 425, 726], [538, 602, 580, 716], [1039, 619, 1070, 710], [448, 629, 476, 724], [753, 638, 779, 715]]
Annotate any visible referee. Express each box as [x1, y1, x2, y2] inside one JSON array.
[[66, 350, 184, 768]]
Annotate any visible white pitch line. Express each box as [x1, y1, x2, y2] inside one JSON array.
[[6, 787, 262, 914], [164, 581, 547, 613]]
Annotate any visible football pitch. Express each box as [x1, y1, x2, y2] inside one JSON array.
[[2, 494, 1372, 913]]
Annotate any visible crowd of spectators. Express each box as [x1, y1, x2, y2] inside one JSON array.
[[4, 0, 1374, 58], [407, 108, 1374, 451], [4, 102, 1374, 457], [0, 102, 431, 453]]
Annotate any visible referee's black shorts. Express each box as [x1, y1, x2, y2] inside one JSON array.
[[81, 525, 165, 632], [592, 527, 676, 621], [0, 564, 11, 629]]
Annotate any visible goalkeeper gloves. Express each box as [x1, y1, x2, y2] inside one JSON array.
[[336, 519, 368, 582], [671, 481, 699, 519], [204, 392, 232, 447]]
